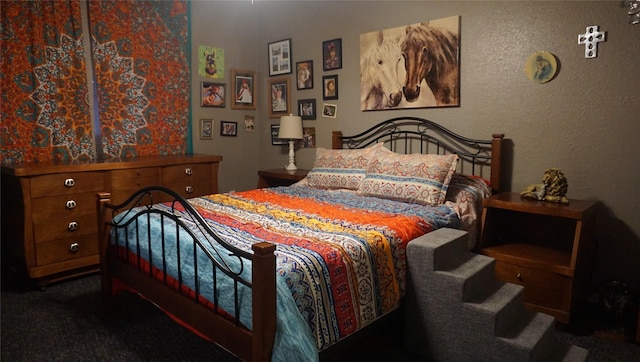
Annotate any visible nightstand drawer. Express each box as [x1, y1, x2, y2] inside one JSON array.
[[494, 260, 572, 311]]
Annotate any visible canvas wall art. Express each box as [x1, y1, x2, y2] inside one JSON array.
[[359, 15, 460, 111]]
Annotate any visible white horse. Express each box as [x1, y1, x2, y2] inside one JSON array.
[[360, 31, 404, 111]]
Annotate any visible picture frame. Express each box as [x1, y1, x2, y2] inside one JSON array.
[[201, 82, 225, 108], [200, 119, 213, 140], [244, 115, 255, 132], [295, 60, 313, 90], [302, 127, 316, 148], [322, 75, 338, 100], [268, 77, 291, 119], [220, 121, 237, 137], [322, 38, 342, 71], [322, 103, 337, 118], [270, 124, 287, 145], [231, 69, 256, 110], [268, 38, 292, 76], [298, 99, 316, 120]]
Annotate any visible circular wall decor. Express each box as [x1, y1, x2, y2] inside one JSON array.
[[524, 51, 558, 84]]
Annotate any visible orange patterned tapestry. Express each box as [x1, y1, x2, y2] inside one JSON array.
[[0, 0, 191, 163], [88, 0, 190, 158], [1, 1, 93, 163]]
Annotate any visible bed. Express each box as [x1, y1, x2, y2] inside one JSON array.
[[97, 117, 504, 361]]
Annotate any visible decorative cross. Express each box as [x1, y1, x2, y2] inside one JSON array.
[[578, 25, 606, 59]]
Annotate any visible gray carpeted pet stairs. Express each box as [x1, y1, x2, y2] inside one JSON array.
[[404, 228, 588, 361]]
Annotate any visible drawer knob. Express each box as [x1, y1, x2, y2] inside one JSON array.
[[184, 167, 193, 176], [69, 243, 80, 253], [516, 273, 523, 281], [66, 200, 77, 209], [67, 221, 78, 231], [185, 185, 194, 194], [64, 178, 75, 187]]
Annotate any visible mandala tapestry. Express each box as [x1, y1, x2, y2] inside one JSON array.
[[1, 1, 93, 163], [88, 0, 190, 159]]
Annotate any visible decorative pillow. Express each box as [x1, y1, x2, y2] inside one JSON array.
[[357, 149, 458, 206], [306, 143, 386, 190]]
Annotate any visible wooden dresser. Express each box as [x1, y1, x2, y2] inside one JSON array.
[[1, 154, 222, 286]]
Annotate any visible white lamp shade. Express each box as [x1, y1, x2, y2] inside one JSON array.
[[278, 115, 303, 140]]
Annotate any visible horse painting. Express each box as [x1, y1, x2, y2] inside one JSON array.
[[401, 22, 459, 106], [360, 30, 404, 111]]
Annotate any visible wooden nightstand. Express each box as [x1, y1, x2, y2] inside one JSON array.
[[477, 192, 598, 324], [257, 168, 309, 188]]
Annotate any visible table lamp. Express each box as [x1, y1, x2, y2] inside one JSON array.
[[278, 114, 303, 171]]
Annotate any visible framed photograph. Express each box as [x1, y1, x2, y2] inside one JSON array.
[[201, 82, 225, 108], [322, 103, 337, 118], [268, 38, 292, 76], [323, 38, 342, 71], [270, 124, 287, 145], [220, 121, 237, 137], [200, 119, 213, 140], [298, 99, 316, 120], [322, 75, 338, 100], [244, 115, 255, 132], [268, 77, 291, 119], [231, 69, 256, 110], [295, 60, 313, 90], [302, 127, 316, 148]]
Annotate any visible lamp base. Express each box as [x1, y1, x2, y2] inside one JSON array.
[[285, 140, 298, 171]]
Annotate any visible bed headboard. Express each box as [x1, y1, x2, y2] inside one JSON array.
[[332, 117, 504, 193]]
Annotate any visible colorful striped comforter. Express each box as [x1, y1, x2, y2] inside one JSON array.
[[113, 185, 462, 361]]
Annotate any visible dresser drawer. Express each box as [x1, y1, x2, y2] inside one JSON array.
[[35, 234, 98, 266], [168, 178, 213, 199], [32, 212, 97, 243], [31, 192, 96, 223], [110, 168, 160, 184], [162, 163, 211, 184], [494, 260, 572, 311], [30, 172, 104, 198]]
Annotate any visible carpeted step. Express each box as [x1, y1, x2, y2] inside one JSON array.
[[465, 281, 529, 336], [434, 252, 497, 302], [494, 311, 556, 361]]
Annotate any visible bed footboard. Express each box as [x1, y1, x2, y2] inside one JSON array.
[[96, 187, 276, 362]]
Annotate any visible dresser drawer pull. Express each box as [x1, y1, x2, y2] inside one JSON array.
[[516, 273, 523, 281], [184, 167, 193, 176], [66, 200, 77, 209], [67, 221, 78, 231], [69, 243, 80, 253], [64, 178, 75, 188], [185, 186, 194, 194]]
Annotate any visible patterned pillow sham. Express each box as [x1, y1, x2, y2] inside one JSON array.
[[306, 143, 386, 190], [357, 149, 458, 206]]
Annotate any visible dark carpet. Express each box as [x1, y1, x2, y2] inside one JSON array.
[[1, 274, 639, 361]]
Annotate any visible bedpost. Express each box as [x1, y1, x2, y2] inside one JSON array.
[[490, 134, 504, 193], [332, 131, 343, 149], [96, 192, 113, 310], [251, 242, 277, 362]]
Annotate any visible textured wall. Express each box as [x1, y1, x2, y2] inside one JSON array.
[[192, 1, 640, 290]]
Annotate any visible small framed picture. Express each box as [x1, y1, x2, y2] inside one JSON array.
[[302, 127, 316, 148], [231, 69, 256, 110], [322, 103, 337, 119], [201, 82, 225, 108], [296, 60, 313, 90], [200, 119, 213, 140], [268, 77, 291, 118], [220, 121, 237, 137], [322, 75, 338, 100], [298, 99, 316, 120], [244, 115, 255, 132], [322, 38, 342, 71], [268, 38, 292, 76], [270, 124, 287, 145]]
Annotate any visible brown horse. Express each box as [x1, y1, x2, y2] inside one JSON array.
[[401, 23, 459, 106]]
